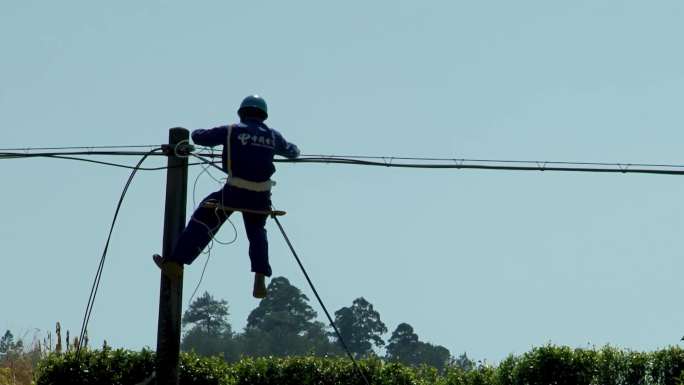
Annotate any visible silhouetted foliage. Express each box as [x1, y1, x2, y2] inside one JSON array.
[[1, 329, 42, 385], [386, 323, 451, 371], [386, 323, 420, 364], [181, 291, 239, 361], [332, 297, 387, 358], [453, 352, 476, 371], [0, 331, 22, 355], [182, 291, 231, 336], [240, 277, 336, 357]]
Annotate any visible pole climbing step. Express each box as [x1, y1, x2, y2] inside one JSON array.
[[202, 200, 287, 217]]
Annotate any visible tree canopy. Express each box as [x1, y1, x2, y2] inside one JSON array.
[[241, 277, 335, 356], [0, 331, 22, 355], [246, 277, 317, 334], [182, 291, 231, 336], [179, 277, 462, 371], [333, 297, 387, 358], [386, 322, 452, 371], [180, 292, 238, 361]]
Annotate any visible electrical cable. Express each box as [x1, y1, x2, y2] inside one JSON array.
[[12, 140, 682, 368], [272, 214, 371, 385], [3, 143, 684, 170], [188, 151, 240, 247], [187, 163, 217, 306], [191, 150, 684, 175], [191, 152, 225, 173], [4, 148, 684, 175], [274, 156, 684, 175], [0, 144, 159, 151], [186, 149, 238, 305], [185, 204, 239, 305], [4, 145, 684, 169], [76, 147, 162, 354], [15, 140, 680, 376], [299, 154, 684, 169], [0, 151, 212, 170], [0, 151, 163, 170]]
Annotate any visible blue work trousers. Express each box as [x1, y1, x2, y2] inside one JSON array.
[[168, 185, 272, 276]]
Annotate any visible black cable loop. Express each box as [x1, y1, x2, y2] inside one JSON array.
[[186, 149, 238, 305]]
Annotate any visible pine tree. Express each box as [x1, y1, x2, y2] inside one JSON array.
[[181, 292, 237, 361], [182, 291, 231, 336]]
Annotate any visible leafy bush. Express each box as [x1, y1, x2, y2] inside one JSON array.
[[510, 345, 595, 385], [649, 346, 684, 385], [0, 367, 12, 385], [35, 348, 155, 385], [230, 356, 423, 385], [35, 351, 422, 385], [180, 353, 232, 385], [33, 344, 684, 385]]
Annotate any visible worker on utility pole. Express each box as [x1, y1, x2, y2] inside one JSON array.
[[153, 95, 300, 298]]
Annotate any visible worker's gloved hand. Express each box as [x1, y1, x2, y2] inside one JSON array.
[[175, 142, 196, 156], [184, 143, 196, 153]]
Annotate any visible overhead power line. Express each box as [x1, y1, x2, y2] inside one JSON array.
[[279, 156, 684, 175], [0, 144, 159, 151], [298, 154, 684, 169], [0, 152, 166, 170], [2, 148, 684, 175]]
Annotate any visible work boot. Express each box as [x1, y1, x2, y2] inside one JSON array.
[[152, 254, 183, 280], [152, 254, 164, 269], [253, 273, 267, 299]]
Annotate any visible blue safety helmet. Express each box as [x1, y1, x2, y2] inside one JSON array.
[[238, 95, 268, 120]]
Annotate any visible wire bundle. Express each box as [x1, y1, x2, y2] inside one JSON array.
[[3, 145, 684, 175]]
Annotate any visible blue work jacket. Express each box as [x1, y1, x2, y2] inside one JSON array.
[[191, 119, 300, 183]]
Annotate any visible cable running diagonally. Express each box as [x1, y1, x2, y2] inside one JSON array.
[[273, 215, 371, 385], [77, 147, 162, 354], [186, 152, 369, 383]]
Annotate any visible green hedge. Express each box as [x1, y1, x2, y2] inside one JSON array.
[[35, 351, 419, 385], [34, 345, 684, 385]]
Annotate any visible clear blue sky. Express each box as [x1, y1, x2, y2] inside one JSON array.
[[2, 0, 684, 362]]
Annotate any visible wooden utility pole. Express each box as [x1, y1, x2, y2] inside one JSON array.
[[156, 127, 189, 385]]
